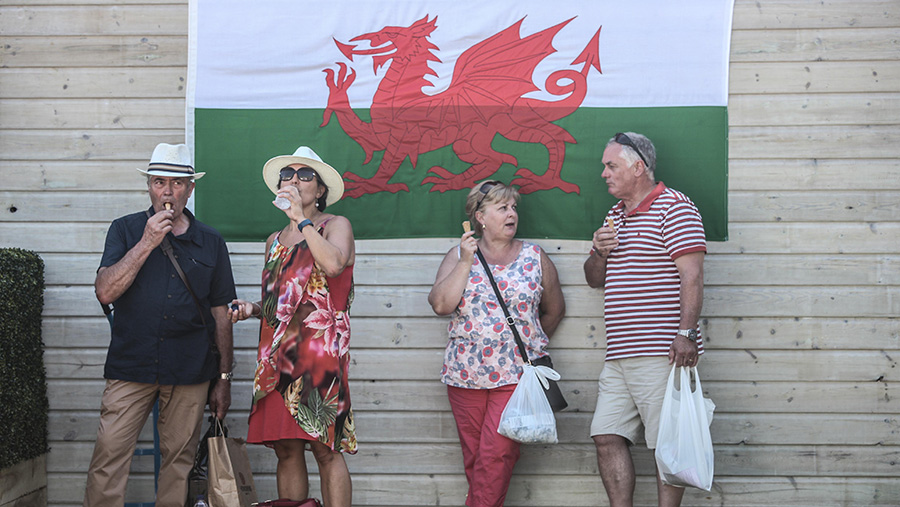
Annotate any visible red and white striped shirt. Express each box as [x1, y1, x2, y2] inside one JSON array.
[[603, 182, 706, 361]]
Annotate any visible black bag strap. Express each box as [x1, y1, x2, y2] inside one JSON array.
[[100, 211, 208, 329], [189, 416, 228, 481], [146, 210, 209, 328], [475, 248, 532, 366]]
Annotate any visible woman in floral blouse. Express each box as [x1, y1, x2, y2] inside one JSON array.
[[428, 180, 566, 507], [230, 146, 355, 507]]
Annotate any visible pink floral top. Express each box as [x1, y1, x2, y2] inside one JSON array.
[[441, 241, 550, 389]]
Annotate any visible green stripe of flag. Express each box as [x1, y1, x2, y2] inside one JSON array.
[[195, 106, 727, 242]]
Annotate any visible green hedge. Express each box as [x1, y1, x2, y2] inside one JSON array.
[[0, 248, 49, 469]]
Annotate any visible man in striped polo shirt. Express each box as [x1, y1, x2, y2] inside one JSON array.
[[583, 132, 706, 507]]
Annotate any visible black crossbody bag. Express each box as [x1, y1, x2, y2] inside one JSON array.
[[475, 248, 568, 412]]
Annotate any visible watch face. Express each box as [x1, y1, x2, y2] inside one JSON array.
[[680, 329, 698, 341]]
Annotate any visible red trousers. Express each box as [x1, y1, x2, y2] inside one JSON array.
[[447, 384, 521, 507]]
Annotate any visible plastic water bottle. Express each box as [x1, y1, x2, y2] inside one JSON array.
[[193, 495, 209, 507], [273, 196, 291, 209]]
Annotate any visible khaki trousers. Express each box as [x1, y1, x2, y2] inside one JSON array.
[[83, 379, 209, 507]]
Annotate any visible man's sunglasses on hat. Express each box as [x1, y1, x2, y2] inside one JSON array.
[[615, 132, 649, 168]]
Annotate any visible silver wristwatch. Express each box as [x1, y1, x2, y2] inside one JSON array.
[[677, 329, 698, 342], [219, 372, 233, 381]]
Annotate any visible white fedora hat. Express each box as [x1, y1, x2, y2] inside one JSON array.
[[262, 146, 344, 207], [137, 143, 205, 179]]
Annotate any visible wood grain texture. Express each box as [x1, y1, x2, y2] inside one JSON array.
[[44, 474, 900, 506], [0, 68, 188, 99], [731, 27, 900, 62], [0, 129, 185, 160], [729, 125, 900, 159], [42, 315, 900, 350], [732, 0, 900, 30], [3, 222, 898, 254], [41, 283, 900, 318], [48, 411, 900, 446], [728, 159, 900, 190], [729, 61, 900, 94], [729, 93, 900, 126], [0, 5, 186, 36], [1, 36, 187, 67], [0, 98, 185, 129], [46, 440, 900, 477], [0, 161, 150, 191], [44, 347, 900, 384], [36, 251, 900, 286], [4, 188, 898, 223]]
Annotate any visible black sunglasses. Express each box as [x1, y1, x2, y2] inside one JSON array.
[[279, 166, 317, 182], [475, 180, 501, 211], [615, 133, 649, 168]]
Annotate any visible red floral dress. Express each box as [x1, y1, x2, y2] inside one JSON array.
[[247, 220, 357, 453]]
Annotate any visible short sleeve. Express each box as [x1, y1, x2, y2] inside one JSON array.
[[207, 236, 237, 307], [662, 200, 706, 259], [98, 219, 128, 270]]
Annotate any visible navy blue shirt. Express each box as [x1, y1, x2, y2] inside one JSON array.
[[99, 207, 236, 385]]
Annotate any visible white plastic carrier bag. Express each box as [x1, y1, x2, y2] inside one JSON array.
[[497, 363, 559, 444], [654, 365, 715, 491]]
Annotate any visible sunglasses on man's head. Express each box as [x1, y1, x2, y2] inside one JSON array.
[[475, 180, 501, 211], [614, 133, 649, 168], [279, 166, 317, 182]]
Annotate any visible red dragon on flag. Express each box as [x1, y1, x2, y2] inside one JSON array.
[[321, 16, 602, 198]]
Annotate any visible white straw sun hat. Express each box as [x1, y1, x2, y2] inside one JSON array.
[[262, 146, 344, 206], [136, 143, 205, 179]]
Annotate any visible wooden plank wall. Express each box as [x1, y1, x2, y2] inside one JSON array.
[[1, 0, 898, 505]]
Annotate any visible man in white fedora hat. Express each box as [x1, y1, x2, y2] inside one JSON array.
[[84, 143, 236, 507]]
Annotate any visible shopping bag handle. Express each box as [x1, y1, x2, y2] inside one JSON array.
[[530, 363, 561, 390], [213, 417, 227, 437]]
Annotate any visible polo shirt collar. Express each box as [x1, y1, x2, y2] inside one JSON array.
[[619, 181, 667, 216]]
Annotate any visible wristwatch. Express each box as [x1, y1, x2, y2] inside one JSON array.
[[219, 372, 233, 381], [677, 329, 698, 342]]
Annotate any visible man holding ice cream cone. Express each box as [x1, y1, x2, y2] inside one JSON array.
[[584, 132, 707, 507], [84, 143, 236, 507]]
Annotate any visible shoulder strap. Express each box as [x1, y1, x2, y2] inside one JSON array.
[[318, 216, 333, 229], [475, 248, 531, 366], [146, 210, 208, 328]]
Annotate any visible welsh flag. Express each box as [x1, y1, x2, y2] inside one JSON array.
[[188, 0, 734, 241]]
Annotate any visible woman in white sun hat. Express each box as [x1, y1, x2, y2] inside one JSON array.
[[229, 146, 355, 506]]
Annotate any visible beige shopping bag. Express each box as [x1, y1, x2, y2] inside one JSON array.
[[207, 423, 258, 507]]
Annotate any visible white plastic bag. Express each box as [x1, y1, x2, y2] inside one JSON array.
[[654, 365, 715, 491], [497, 364, 559, 444]]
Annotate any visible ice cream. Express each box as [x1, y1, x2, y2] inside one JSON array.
[[462, 220, 471, 233]]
